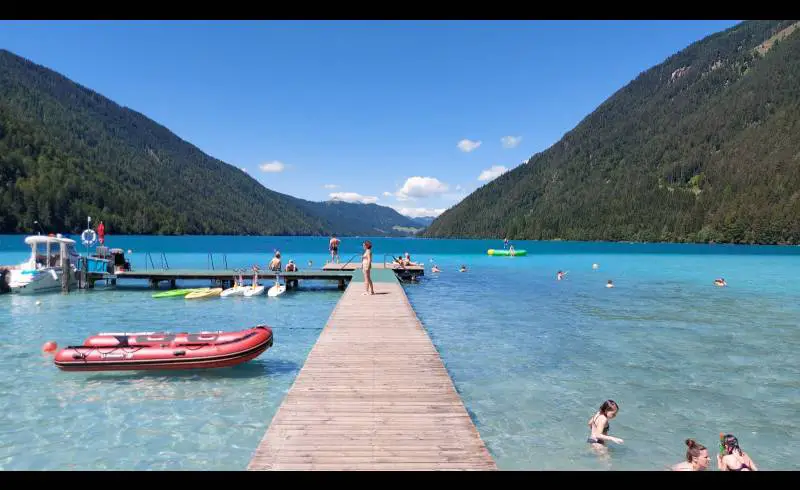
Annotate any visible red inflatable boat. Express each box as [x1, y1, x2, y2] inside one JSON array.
[[54, 325, 273, 372]]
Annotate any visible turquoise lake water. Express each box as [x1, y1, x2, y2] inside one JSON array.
[[1, 234, 798, 470]]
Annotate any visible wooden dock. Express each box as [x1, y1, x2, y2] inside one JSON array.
[[115, 269, 355, 290], [247, 268, 496, 471]]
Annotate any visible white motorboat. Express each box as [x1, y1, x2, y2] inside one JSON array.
[[7, 234, 80, 294]]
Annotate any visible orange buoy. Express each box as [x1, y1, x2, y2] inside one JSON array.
[[42, 341, 58, 353]]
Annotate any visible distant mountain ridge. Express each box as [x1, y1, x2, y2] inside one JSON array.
[[288, 198, 425, 236], [411, 216, 436, 226], [424, 20, 800, 245], [0, 48, 424, 237]]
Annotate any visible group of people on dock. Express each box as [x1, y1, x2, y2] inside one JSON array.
[[265, 251, 297, 273], [587, 399, 757, 471]]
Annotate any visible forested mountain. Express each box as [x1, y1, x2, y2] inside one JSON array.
[[424, 20, 800, 244], [0, 49, 422, 237]]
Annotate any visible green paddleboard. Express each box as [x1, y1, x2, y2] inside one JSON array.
[[487, 249, 527, 256], [152, 288, 202, 298]]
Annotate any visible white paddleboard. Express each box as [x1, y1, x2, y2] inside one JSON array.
[[221, 285, 247, 297], [243, 285, 265, 297], [268, 283, 286, 297]]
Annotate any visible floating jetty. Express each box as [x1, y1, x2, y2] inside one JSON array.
[[247, 268, 496, 471]]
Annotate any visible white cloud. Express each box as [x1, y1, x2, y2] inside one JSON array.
[[478, 165, 509, 182], [395, 176, 449, 201], [392, 207, 447, 218], [457, 138, 482, 153], [455, 184, 462, 191], [501, 135, 522, 149], [241, 167, 248, 173], [329, 192, 378, 204], [382, 191, 393, 197], [323, 184, 339, 189], [259, 160, 286, 173]]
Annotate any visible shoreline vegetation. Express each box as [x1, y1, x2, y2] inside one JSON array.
[[0, 231, 798, 249]]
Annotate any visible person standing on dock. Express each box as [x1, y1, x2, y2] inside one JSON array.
[[362, 240, 374, 296], [98, 221, 106, 245], [329, 234, 340, 263]]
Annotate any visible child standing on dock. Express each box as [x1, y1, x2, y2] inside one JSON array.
[[362, 240, 374, 296]]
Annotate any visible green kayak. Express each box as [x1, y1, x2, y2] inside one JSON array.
[[152, 288, 204, 298]]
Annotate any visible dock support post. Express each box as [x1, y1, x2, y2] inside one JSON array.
[[149, 279, 159, 289], [338, 279, 345, 290], [170, 279, 176, 289], [60, 243, 71, 293]]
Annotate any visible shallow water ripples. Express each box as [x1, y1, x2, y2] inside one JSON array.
[[0, 287, 340, 470], [407, 254, 800, 470]]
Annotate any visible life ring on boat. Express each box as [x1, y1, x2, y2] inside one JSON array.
[[81, 228, 97, 246]]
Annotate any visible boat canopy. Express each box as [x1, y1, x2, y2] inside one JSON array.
[[24, 234, 77, 246]]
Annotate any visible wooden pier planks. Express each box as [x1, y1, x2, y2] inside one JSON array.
[[247, 274, 495, 471]]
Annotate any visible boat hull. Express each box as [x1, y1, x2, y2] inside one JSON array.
[[8, 268, 77, 294], [54, 326, 273, 372]]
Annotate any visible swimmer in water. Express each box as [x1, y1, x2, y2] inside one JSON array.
[[606, 279, 614, 288], [671, 439, 710, 471], [431, 265, 441, 273], [717, 434, 758, 471], [557, 270, 565, 281], [714, 277, 727, 287], [459, 265, 467, 272], [587, 400, 623, 453]]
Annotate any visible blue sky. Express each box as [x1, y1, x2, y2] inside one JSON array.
[[0, 20, 740, 218]]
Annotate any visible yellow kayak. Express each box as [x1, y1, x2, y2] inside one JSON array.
[[185, 287, 222, 299]]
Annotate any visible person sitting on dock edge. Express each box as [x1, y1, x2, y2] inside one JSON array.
[[269, 251, 282, 272]]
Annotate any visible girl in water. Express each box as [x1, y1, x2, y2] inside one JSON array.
[[717, 434, 758, 471], [671, 439, 710, 471], [587, 400, 624, 452]]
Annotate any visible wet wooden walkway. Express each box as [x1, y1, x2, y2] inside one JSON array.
[[247, 269, 496, 470]]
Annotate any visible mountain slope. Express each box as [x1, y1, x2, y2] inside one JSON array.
[[288, 198, 425, 236], [0, 49, 323, 235], [424, 20, 800, 245]]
